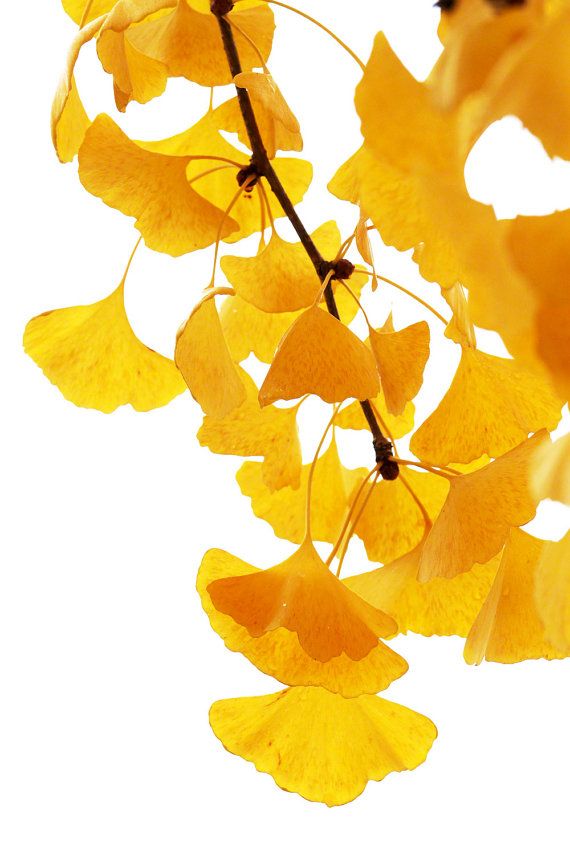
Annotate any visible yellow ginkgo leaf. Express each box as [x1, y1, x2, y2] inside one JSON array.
[[175, 297, 245, 419], [198, 549, 407, 698], [369, 320, 430, 417], [210, 686, 437, 806], [535, 531, 570, 654], [216, 82, 302, 160], [345, 540, 500, 638], [124, 0, 275, 89], [335, 392, 415, 440], [197, 367, 302, 492], [237, 436, 364, 545], [220, 279, 363, 365], [410, 346, 562, 466], [23, 255, 185, 413], [220, 222, 340, 314], [97, 22, 169, 112], [62, 0, 116, 25], [418, 432, 548, 581], [478, 6, 570, 161], [354, 469, 450, 565], [464, 529, 566, 664], [207, 538, 397, 663], [508, 211, 570, 401], [532, 433, 570, 505], [259, 306, 379, 406], [78, 115, 237, 256]]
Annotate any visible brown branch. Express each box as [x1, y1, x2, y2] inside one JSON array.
[[212, 4, 397, 477]]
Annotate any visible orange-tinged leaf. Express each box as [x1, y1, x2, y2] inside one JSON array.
[[532, 433, 570, 505], [259, 306, 379, 406], [236, 436, 364, 545], [221, 222, 340, 313], [535, 531, 570, 654], [175, 297, 245, 419], [207, 538, 397, 663], [464, 529, 566, 664], [197, 367, 301, 491], [210, 686, 437, 806], [369, 321, 430, 416], [418, 432, 548, 581], [411, 346, 562, 466], [198, 549, 407, 697], [24, 282, 185, 413], [78, 115, 237, 256], [346, 541, 500, 638]]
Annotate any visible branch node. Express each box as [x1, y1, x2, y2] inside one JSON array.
[[211, 0, 234, 16], [331, 258, 355, 281], [237, 160, 261, 191]]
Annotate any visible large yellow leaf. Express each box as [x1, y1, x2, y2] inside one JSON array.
[[346, 541, 500, 638], [258, 306, 379, 406], [411, 346, 561, 465], [464, 529, 567, 664], [418, 432, 548, 581], [210, 687, 437, 806], [78, 115, 237, 256], [198, 549, 407, 698], [24, 279, 185, 413]]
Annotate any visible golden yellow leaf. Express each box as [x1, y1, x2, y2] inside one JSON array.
[[508, 212, 570, 400], [207, 538, 397, 663], [124, 0, 275, 89], [236, 436, 364, 545], [23, 265, 185, 413], [354, 468, 450, 565], [197, 367, 302, 492], [335, 392, 415, 440], [97, 24, 168, 112], [464, 529, 566, 664], [418, 432, 548, 581], [532, 433, 570, 505], [369, 320, 430, 416], [175, 297, 245, 419], [210, 686, 437, 806], [221, 222, 340, 313], [259, 306, 379, 406], [198, 549, 407, 697], [78, 115, 237, 255], [535, 531, 570, 654], [410, 346, 561, 466], [345, 540, 500, 638], [215, 90, 303, 160]]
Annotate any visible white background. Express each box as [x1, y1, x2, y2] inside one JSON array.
[[2, 1, 570, 852]]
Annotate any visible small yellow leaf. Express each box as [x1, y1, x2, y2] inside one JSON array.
[[464, 529, 567, 664], [335, 392, 415, 440], [259, 306, 379, 406], [535, 531, 570, 654], [369, 320, 430, 416], [198, 549, 407, 698], [210, 686, 437, 806], [532, 433, 570, 505], [175, 297, 245, 419], [418, 432, 548, 581], [232, 70, 302, 159]]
